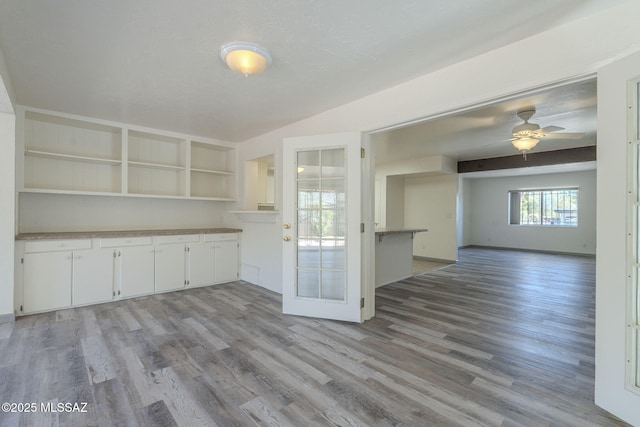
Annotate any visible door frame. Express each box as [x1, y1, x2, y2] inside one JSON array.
[[282, 132, 374, 322]]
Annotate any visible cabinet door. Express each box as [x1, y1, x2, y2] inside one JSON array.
[[73, 249, 114, 306], [119, 246, 155, 298], [214, 240, 238, 283], [155, 244, 186, 292], [23, 251, 72, 313], [188, 243, 215, 287]]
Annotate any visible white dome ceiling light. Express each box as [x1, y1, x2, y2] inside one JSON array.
[[220, 41, 272, 77]]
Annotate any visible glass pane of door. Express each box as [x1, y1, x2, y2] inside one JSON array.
[[296, 148, 346, 301]]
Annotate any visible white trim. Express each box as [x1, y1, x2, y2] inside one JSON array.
[[0, 312, 14, 324], [626, 77, 640, 396]]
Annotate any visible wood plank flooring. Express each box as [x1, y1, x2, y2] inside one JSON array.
[[0, 247, 630, 426], [412, 257, 454, 275]]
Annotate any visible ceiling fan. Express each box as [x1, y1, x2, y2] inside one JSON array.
[[509, 109, 585, 158]]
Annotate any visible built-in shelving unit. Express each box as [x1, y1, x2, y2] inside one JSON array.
[[190, 141, 235, 199], [22, 110, 123, 193], [127, 130, 187, 197], [16, 106, 237, 201]]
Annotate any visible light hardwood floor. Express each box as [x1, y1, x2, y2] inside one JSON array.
[[0, 247, 630, 426]]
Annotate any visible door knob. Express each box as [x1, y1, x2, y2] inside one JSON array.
[[283, 236, 291, 241], [283, 223, 291, 229]]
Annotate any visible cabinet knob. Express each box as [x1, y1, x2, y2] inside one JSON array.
[[283, 236, 291, 242], [283, 223, 291, 229]]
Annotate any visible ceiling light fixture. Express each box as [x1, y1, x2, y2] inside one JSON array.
[[220, 41, 272, 76], [511, 137, 539, 159]]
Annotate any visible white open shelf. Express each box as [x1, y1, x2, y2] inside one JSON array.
[[17, 106, 238, 201], [25, 148, 123, 165]]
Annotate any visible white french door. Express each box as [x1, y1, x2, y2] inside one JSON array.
[[282, 132, 363, 322]]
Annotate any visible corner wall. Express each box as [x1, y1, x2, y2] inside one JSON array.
[[405, 174, 458, 261]]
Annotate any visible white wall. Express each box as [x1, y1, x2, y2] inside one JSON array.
[[385, 176, 405, 227], [0, 111, 15, 321], [18, 193, 228, 233], [595, 48, 640, 426], [230, 133, 284, 293], [375, 155, 456, 229], [0, 48, 15, 322], [463, 170, 596, 254], [457, 176, 472, 247], [405, 174, 458, 261]]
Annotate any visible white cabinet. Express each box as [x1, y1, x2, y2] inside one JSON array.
[[215, 240, 239, 283], [118, 246, 155, 298], [72, 249, 115, 306], [101, 236, 155, 298], [16, 106, 237, 201], [188, 242, 215, 287], [154, 244, 187, 292], [154, 234, 198, 292], [21, 239, 113, 313], [23, 251, 72, 313], [199, 233, 239, 285], [16, 232, 240, 315]]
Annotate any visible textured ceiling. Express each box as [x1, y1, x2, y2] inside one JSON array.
[[373, 78, 597, 163], [0, 0, 625, 143]]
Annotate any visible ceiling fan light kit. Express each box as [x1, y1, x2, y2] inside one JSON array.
[[508, 108, 585, 158], [511, 137, 540, 152], [220, 41, 272, 76]]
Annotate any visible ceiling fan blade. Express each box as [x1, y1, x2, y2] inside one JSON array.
[[537, 132, 585, 140], [539, 125, 564, 133]]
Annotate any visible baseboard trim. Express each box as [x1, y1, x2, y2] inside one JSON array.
[[0, 312, 15, 324], [461, 244, 596, 258]]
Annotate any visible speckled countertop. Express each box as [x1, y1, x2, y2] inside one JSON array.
[[15, 228, 242, 240]]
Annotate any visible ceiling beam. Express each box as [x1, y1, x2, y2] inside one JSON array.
[[457, 146, 596, 174]]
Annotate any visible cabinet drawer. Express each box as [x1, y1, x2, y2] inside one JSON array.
[[204, 233, 237, 242], [24, 239, 92, 253], [157, 234, 200, 244], [100, 236, 153, 248]]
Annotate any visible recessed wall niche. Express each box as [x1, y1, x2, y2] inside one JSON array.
[[243, 154, 275, 211]]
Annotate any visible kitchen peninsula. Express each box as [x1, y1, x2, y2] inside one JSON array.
[[375, 227, 428, 287]]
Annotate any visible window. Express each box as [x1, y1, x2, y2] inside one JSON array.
[[509, 188, 578, 226]]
